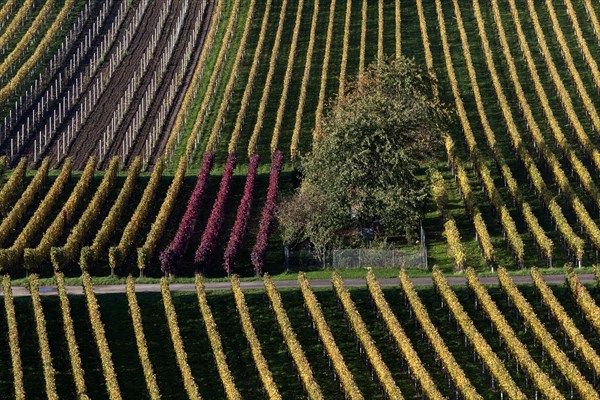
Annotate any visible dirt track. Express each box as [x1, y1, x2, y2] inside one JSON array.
[[3, 274, 596, 297]]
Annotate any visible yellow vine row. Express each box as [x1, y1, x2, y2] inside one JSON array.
[[430, 169, 466, 271], [108, 160, 163, 273], [0, 0, 34, 58], [432, 267, 526, 399], [22, 157, 96, 271], [126, 276, 160, 399], [449, 0, 553, 263], [298, 272, 363, 400], [263, 274, 324, 400], [184, 0, 242, 160], [55, 272, 87, 398], [313, 0, 336, 140], [195, 275, 242, 399], [565, 272, 600, 334], [164, 0, 225, 160], [465, 268, 563, 400], [288, 0, 319, 158], [366, 271, 444, 399], [331, 272, 403, 399], [247, 0, 296, 157], [52, 157, 119, 270], [161, 278, 202, 399], [398, 270, 481, 399], [28, 274, 58, 400], [138, 158, 185, 272], [3, 275, 25, 400], [338, 0, 351, 97], [497, 268, 598, 399], [472, 0, 584, 262], [205, 0, 258, 153], [81, 157, 142, 270], [0, 159, 48, 246], [231, 275, 281, 400], [530, 267, 600, 378], [0, 157, 26, 214], [0, 0, 76, 105], [228, 0, 277, 154], [82, 271, 122, 399]]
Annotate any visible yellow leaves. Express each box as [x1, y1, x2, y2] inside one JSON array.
[[313, 0, 336, 139], [332, 272, 403, 399], [338, 0, 352, 97], [366, 271, 443, 400], [184, 0, 241, 160], [465, 269, 562, 400], [298, 273, 363, 400], [195, 275, 241, 400], [3, 275, 25, 400], [432, 268, 526, 400], [55, 272, 87, 398], [530, 268, 600, 379], [161, 278, 201, 399], [288, 0, 320, 158], [231, 275, 281, 400], [263, 274, 324, 400], [248, 0, 295, 157], [0, 0, 76, 105], [0, 157, 27, 215], [28, 274, 58, 400], [82, 272, 122, 400], [206, 0, 257, 153], [399, 270, 481, 399], [566, 273, 600, 335], [498, 268, 599, 400], [164, 0, 226, 160], [228, 0, 276, 155]]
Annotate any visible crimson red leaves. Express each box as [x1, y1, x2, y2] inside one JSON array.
[[194, 154, 237, 268], [160, 152, 214, 275], [223, 154, 260, 274], [251, 151, 283, 275]]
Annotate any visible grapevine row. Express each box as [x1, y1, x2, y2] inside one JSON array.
[[365, 271, 443, 399], [161, 278, 201, 399], [530, 267, 600, 378], [331, 272, 403, 399], [432, 267, 526, 399], [263, 274, 324, 400], [449, 0, 554, 264], [227, 0, 275, 154], [497, 267, 598, 399], [82, 271, 121, 399], [28, 274, 58, 400], [288, 0, 319, 157], [231, 275, 281, 399], [195, 275, 242, 399], [298, 272, 363, 400], [109, 160, 164, 275], [80, 157, 142, 271], [565, 272, 600, 334], [398, 269, 482, 399], [55, 272, 87, 397], [3, 275, 24, 399], [430, 169, 466, 271], [126, 276, 160, 399], [465, 268, 563, 400]]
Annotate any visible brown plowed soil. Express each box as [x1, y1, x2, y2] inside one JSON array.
[[127, 0, 215, 168], [8, 0, 124, 165], [63, 0, 181, 169]]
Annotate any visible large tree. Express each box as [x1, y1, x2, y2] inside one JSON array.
[[278, 57, 448, 259]]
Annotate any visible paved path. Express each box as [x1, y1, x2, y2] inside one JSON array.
[[3, 274, 596, 297]]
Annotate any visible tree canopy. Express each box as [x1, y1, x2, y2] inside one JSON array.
[[278, 57, 449, 260]]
